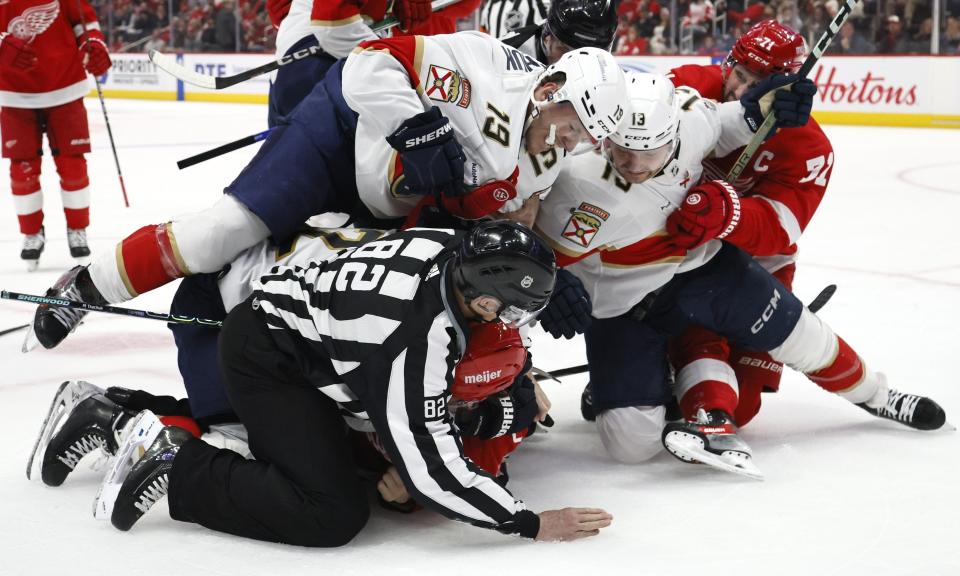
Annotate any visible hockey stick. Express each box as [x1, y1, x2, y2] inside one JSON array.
[[0, 322, 30, 337], [150, 0, 462, 90], [0, 290, 222, 327], [539, 283, 840, 380], [725, 0, 860, 181], [74, 0, 130, 207], [177, 128, 273, 169]]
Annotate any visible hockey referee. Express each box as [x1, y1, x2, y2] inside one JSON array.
[[104, 221, 614, 545]]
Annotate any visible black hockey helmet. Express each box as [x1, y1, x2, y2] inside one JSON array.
[[453, 220, 557, 326], [543, 0, 619, 51]]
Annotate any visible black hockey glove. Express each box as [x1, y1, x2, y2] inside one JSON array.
[[538, 269, 592, 339], [741, 74, 816, 134], [456, 375, 540, 439], [105, 386, 192, 417], [385, 107, 466, 198]]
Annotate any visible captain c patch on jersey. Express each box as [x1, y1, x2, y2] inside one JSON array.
[[425, 65, 472, 109], [562, 209, 603, 248]]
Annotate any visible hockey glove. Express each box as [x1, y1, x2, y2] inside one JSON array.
[[386, 107, 466, 198], [538, 269, 592, 339], [741, 74, 816, 133], [80, 31, 112, 77], [105, 386, 193, 417], [457, 376, 540, 440], [0, 32, 38, 71], [665, 180, 741, 249], [394, 0, 433, 31], [441, 168, 519, 219]]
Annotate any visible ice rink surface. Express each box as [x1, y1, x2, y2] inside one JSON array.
[[1, 99, 959, 576]]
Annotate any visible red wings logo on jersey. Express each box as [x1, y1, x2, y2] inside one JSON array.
[[8, 0, 60, 41]]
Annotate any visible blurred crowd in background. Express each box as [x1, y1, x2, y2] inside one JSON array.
[[91, 0, 960, 55]]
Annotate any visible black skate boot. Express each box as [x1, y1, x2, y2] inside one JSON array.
[[40, 393, 135, 486], [858, 387, 947, 431], [21, 227, 45, 272], [110, 422, 192, 531], [67, 227, 91, 259], [30, 265, 107, 350], [662, 409, 764, 480], [581, 382, 596, 422]]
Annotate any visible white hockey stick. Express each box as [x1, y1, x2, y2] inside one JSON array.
[[150, 0, 462, 90]]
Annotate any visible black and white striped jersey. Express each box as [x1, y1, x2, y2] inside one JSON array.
[[250, 227, 540, 538], [481, 0, 550, 39]]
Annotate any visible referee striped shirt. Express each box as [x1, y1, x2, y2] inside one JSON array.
[[251, 227, 539, 538]]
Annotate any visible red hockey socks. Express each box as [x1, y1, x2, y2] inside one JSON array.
[[115, 223, 190, 298]]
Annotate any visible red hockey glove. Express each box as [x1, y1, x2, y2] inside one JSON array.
[[80, 31, 112, 76], [0, 33, 38, 71], [441, 168, 518, 220], [394, 0, 432, 31], [666, 180, 741, 249]]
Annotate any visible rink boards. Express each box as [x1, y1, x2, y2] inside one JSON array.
[[89, 52, 960, 129]]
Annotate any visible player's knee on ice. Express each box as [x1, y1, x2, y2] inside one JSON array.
[[596, 405, 666, 463]]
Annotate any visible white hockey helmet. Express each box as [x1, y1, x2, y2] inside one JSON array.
[[609, 71, 681, 151], [604, 71, 682, 180], [535, 47, 626, 142]]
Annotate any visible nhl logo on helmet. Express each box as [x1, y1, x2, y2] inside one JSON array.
[[520, 275, 534, 288]]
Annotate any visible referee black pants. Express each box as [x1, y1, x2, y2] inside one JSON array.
[[167, 299, 369, 547]]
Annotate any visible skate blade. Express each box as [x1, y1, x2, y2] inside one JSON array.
[[27, 381, 103, 480], [21, 324, 40, 353], [25, 260, 39, 272], [665, 432, 765, 481], [94, 410, 163, 520]]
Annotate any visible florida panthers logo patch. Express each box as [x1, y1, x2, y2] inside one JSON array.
[[562, 211, 602, 248], [8, 0, 60, 41], [424, 65, 472, 109]]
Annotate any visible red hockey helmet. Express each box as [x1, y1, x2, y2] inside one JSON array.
[[724, 20, 806, 79], [452, 323, 527, 402]]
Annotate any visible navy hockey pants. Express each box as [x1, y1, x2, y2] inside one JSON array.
[[587, 243, 804, 412], [267, 36, 337, 127], [227, 58, 360, 244], [168, 299, 369, 547], [168, 273, 236, 426]]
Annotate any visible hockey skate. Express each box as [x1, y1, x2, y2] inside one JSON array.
[[97, 411, 192, 531], [21, 227, 45, 272], [36, 386, 136, 486], [858, 384, 948, 431], [662, 409, 764, 481], [94, 410, 164, 521], [580, 382, 596, 422], [67, 227, 91, 260], [24, 265, 106, 352], [27, 380, 100, 480]]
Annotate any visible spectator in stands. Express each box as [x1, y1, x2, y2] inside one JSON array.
[[944, 16, 960, 53], [200, 15, 218, 51], [649, 7, 674, 54], [216, 0, 238, 51], [616, 21, 649, 54], [911, 17, 933, 52], [828, 19, 875, 53], [877, 14, 910, 52]]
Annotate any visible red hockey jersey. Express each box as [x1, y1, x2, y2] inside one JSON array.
[[0, 0, 100, 108], [668, 64, 834, 272]]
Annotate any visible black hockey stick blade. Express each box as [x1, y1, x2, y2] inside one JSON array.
[[0, 290, 222, 327], [178, 128, 273, 169], [0, 322, 30, 337], [808, 284, 837, 313]]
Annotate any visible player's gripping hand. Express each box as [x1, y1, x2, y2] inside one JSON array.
[[535, 508, 613, 542], [441, 168, 518, 219], [457, 375, 541, 439], [741, 73, 816, 132], [665, 180, 741, 249], [386, 107, 466, 198], [539, 269, 591, 339], [80, 31, 112, 76], [0, 32, 38, 71], [394, 0, 432, 31]]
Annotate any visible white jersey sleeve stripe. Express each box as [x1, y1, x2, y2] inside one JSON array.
[[758, 195, 803, 245]]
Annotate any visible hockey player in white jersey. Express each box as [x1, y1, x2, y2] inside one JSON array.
[[534, 71, 947, 476], [27, 34, 627, 352]]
